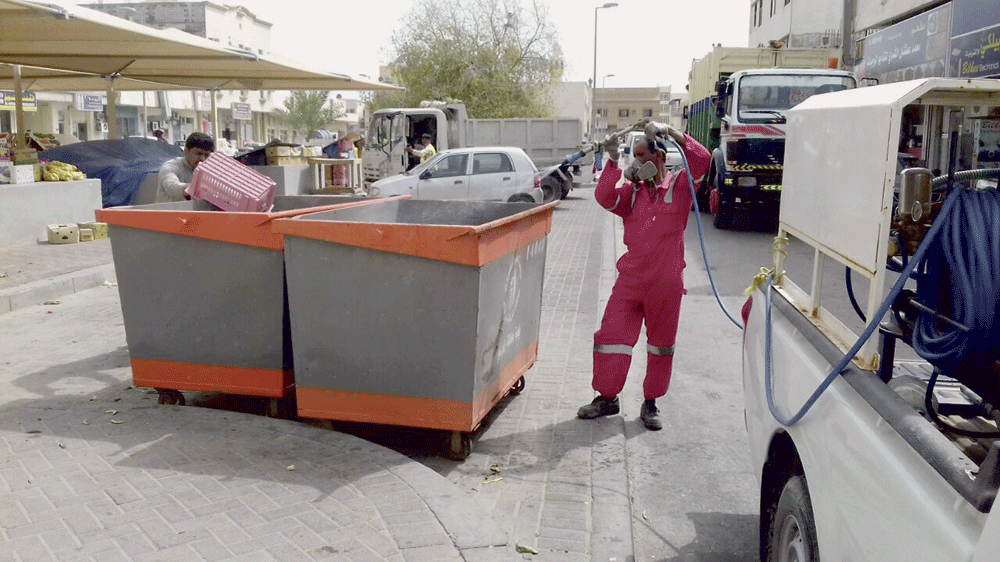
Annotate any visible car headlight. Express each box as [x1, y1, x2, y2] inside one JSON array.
[[369, 186, 380, 196]]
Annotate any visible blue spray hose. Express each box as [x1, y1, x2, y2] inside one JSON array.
[[763, 186, 963, 426], [658, 135, 745, 330]]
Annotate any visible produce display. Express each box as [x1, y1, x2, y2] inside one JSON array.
[[43, 160, 86, 181]]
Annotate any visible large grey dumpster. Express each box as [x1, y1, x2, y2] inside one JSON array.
[[95, 195, 397, 410], [274, 199, 558, 455]]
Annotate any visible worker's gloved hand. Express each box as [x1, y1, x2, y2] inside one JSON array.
[[644, 121, 671, 142], [604, 134, 620, 162]]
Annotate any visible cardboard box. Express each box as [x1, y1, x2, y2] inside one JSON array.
[[13, 148, 38, 165], [12, 164, 34, 184], [78, 221, 109, 239], [265, 145, 304, 165], [268, 155, 305, 166], [47, 224, 79, 244]]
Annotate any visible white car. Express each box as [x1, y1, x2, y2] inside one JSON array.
[[367, 146, 543, 203]]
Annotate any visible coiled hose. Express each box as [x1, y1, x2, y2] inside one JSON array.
[[913, 187, 1000, 404]]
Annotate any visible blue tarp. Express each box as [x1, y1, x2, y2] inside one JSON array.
[[40, 138, 182, 207]]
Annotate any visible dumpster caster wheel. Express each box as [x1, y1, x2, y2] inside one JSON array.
[[509, 376, 525, 396], [156, 389, 185, 406], [446, 432, 472, 461], [267, 397, 298, 421]]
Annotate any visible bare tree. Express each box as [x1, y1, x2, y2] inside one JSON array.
[[370, 0, 563, 118]]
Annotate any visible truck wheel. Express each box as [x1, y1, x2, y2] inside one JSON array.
[[713, 197, 733, 230], [695, 182, 712, 213], [767, 474, 819, 562], [507, 194, 534, 203], [711, 178, 733, 230], [559, 183, 571, 199]]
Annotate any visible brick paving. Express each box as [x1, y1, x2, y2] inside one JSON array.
[[0, 185, 635, 561]]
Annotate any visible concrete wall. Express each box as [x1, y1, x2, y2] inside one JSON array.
[[0, 179, 103, 246]]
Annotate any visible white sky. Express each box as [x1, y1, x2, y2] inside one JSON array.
[[232, 0, 752, 93]]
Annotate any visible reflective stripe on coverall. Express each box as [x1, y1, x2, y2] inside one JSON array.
[[592, 133, 711, 400]]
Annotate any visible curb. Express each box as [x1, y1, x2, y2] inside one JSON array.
[[0, 262, 116, 315], [589, 208, 635, 562]]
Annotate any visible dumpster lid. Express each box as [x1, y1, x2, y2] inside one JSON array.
[[273, 199, 558, 266]]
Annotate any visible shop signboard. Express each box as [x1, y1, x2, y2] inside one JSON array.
[[195, 91, 212, 112], [73, 94, 104, 112], [231, 102, 252, 121], [855, 3, 952, 84], [974, 119, 1000, 169], [949, 0, 1000, 78], [0, 91, 37, 112]]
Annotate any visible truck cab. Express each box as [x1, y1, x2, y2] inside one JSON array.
[[743, 78, 1000, 561], [362, 102, 466, 188], [705, 68, 855, 229]]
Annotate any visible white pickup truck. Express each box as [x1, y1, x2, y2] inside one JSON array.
[[742, 78, 1000, 561]]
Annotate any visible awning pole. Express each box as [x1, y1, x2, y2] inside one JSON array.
[[211, 89, 219, 140], [142, 91, 148, 138], [13, 64, 24, 150], [106, 76, 118, 139]]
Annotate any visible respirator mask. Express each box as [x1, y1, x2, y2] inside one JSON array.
[[624, 160, 658, 183]]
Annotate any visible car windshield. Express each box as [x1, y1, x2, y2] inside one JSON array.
[[737, 74, 856, 122], [405, 154, 438, 175]]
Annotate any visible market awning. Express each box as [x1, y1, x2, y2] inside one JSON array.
[[0, 0, 396, 91], [0, 0, 399, 139]]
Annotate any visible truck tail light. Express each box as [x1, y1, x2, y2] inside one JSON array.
[[534, 170, 540, 188]]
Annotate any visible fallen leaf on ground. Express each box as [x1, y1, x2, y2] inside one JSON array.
[[42, 300, 61, 305], [490, 464, 501, 473], [482, 477, 503, 484], [515, 543, 538, 555], [110, 420, 123, 424]]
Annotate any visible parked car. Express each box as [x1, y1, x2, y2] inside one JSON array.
[[367, 146, 543, 203]]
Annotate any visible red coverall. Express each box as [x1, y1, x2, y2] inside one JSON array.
[[592, 134, 711, 400]]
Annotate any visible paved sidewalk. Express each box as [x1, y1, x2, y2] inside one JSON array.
[[0, 187, 635, 561], [0, 238, 116, 315]]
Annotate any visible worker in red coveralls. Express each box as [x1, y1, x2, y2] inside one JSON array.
[[577, 120, 711, 430]]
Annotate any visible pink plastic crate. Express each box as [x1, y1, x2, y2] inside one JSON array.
[[186, 152, 276, 212]]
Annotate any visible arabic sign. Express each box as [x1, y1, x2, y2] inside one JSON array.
[[231, 102, 251, 121], [855, 3, 952, 84], [0, 91, 37, 112], [949, 0, 1000, 78], [73, 94, 104, 112], [951, 26, 1000, 78]]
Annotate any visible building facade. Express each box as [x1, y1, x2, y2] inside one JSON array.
[[594, 87, 662, 139], [748, 0, 1000, 84]]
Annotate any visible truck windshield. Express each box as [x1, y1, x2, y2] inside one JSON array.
[[737, 74, 856, 122]]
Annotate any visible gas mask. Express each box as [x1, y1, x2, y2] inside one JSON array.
[[624, 160, 658, 184]]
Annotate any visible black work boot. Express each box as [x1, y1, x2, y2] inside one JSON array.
[[577, 395, 620, 419], [640, 399, 662, 430]]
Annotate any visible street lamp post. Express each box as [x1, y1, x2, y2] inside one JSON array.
[[600, 74, 614, 137], [591, 2, 618, 142]]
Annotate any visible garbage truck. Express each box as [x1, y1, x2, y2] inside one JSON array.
[[686, 46, 854, 228], [362, 101, 584, 200], [742, 78, 1000, 561]]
